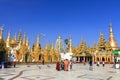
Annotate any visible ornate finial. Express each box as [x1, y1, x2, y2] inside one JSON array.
[[23, 32, 27, 45], [7, 30, 10, 41], [6, 30, 11, 47], [46, 40, 49, 50], [18, 29, 22, 45], [36, 34, 40, 47], [14, 33, 17, 41], [58, 35, 61, 39], [0, 24, 4, 34], [26, 37, 29, 46], [110, 22, 113, 32], [100, 32, 103, 36]]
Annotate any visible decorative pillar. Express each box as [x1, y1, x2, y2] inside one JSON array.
[[92, 56, 94, 62], [78, 57, 80, 62]]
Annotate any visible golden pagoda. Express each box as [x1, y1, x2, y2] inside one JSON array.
[[109, 23, 118, 50], [6, 31, 11, 48]]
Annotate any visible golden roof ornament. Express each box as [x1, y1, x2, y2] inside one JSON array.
[[26, 37, 29, 46], [109, 23, 118, 50], [36, 34, 40, 47], [98, 32, 106, 50], [11, 34, 17, 46], [0, 25, 4, 40], [18, 29, 22, 45], [45, 41, 49, 50], [23, 32, 27, 45], [6, 31, 11, 47]]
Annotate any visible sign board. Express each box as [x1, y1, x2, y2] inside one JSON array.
[[60, 52, 73, 61]]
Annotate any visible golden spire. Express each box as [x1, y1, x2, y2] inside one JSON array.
[[18, 29, 22, 47], [46, 41, 49, 50], [110, 23, 114, 38], [26, 37, 29, 47], [14, 33, 17, 41], [6, 31, 11, 47], [98, 32, 106, 50], [23, 32, 27, 45], [0, 25, 4, 40], [109, 23, 118, 50], [36, 34, 40, 47], [51, 41, 54, 50], [11, 34, 17, 46], [69, 36, 72, 53]]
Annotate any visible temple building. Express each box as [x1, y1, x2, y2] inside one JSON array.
[[73, 23, 118, 63], [0, 23, 119, 63]]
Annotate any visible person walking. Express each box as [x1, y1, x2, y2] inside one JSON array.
[[13, 58, 16, 68], [102, 61, 105, 67], [97, 61, 100, 67], [89, 59, 93, 70], [42, 59, 45, 65], [70, 60, 73, 70], [60, 61, 64, 70]]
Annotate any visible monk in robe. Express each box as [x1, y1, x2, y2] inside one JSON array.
[[64, 59, 69, 71], [56, 61, 60, 71]]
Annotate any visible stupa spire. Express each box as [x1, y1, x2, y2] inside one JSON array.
[[18, 29, 22, 45], [23, 32, 27, 45], [6, 30, 11, 47], [0, 25, 4, 40], [36, 34, 40, 47], [109, 23, 118, 50]]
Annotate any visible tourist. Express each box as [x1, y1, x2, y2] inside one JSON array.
[[89, 59, 93, 70], [70, 60, 73, 70], [60, 61, 64, 70], [13, 58, 16, 68], [102, 61, 105, 67], [97, 61, 100, 67], [42, 59, 45, 65]]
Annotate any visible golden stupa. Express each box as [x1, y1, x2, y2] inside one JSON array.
[[109, 23, 118, 50]]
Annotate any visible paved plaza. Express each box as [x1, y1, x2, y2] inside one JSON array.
[[0, 63, 120, 80]]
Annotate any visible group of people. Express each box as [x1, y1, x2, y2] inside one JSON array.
[[89, 59, 105, 71], [56, 59, 73, 71]]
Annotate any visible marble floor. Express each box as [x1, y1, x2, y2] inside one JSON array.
[[0, 63, 120, 80]]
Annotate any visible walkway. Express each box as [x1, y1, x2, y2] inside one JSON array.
[[0, 63, 120, 80]]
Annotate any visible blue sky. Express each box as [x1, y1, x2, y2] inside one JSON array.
[[0, 0, 120, 47]]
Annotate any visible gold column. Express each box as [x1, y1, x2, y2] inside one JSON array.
[[92, 56, 94, 62], [105, 56, 106, 62], [78, 57, 80, 62]]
